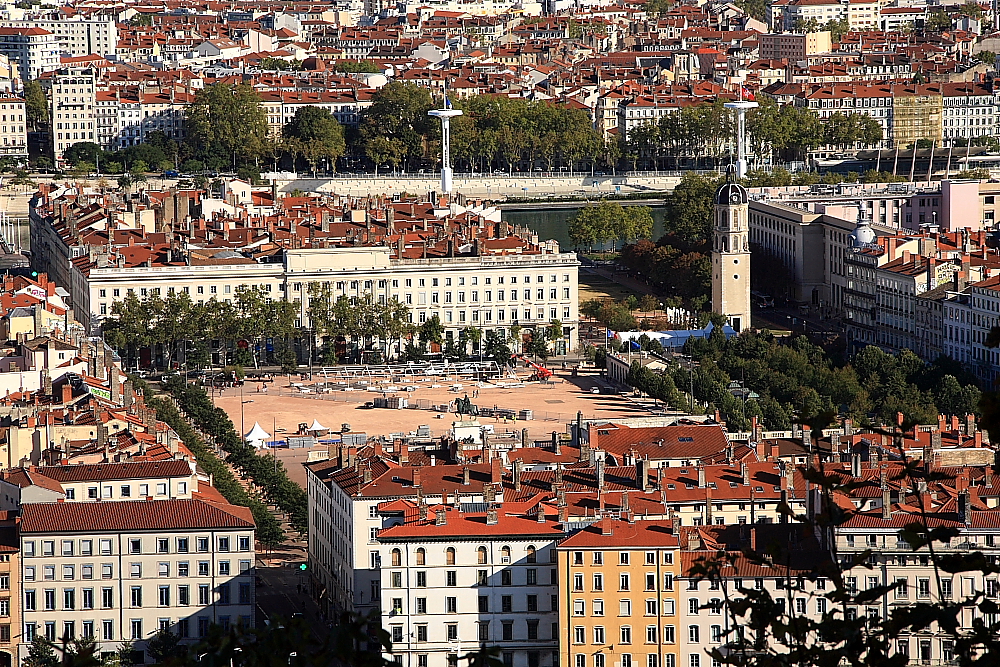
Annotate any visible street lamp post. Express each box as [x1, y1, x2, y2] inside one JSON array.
[[239, 381, 245, 438]]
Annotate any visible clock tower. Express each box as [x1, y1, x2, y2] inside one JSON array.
[[711, 165, 751, 332]]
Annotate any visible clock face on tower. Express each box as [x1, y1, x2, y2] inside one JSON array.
[[730, 192, 742, 204]]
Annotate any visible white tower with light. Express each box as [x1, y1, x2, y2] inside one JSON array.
[[428, 98, 463, 195], [725, 92, 758, 178]]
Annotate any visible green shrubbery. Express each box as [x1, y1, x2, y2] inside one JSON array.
[[133, 377, 287, 547], [160, 376, 308, 536]]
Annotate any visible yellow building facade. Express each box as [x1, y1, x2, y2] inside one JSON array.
[[558, 519, 681, 667]]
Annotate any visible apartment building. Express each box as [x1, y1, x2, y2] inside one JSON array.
[[0, 27, 58, 82], [304, 455, 499, 619], [19, 499, 256, 664], [746, 198, 856, 310], [94, 90, 118, 149], [779, 0, 877, 32], [557, 519, 681, 667], [376, 505, 564, 667], [942, 275, 1000, 383], [0, 19, 117, 58], [758, 31, 831, 60], [790, 82, 1000, 148], [0, 527, 19, 666], [86, 246, 580, 351], [26, 461, 198, 504], [48, 67, 97, 165], [0, 95, 27, 160], [836, 483, 1000, 664], [873, 253, 962, 354], [676, 524, 825, 667]]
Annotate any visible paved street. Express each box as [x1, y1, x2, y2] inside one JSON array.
[[256, 564, 328, 640]]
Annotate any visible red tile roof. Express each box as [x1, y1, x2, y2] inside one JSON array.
[[376, 505, 564, 540], [2, 468, 63, 494], [21, 499, 255, 533], [559, 518, 681, 548], [38, 461, 193, 483]]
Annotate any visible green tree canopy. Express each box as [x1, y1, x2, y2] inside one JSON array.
[[183, 83, 269, 169], [663, 171, 722, 244], [568, 200, 654, 250], [925, 8, 953, 31], [823, 111, 883, 148], [283, 106, 346, 175], [63, 142, 107, 167], [24, 79, 48, 132], [358, 82, 436, 171], [332, 59, 380, 73]]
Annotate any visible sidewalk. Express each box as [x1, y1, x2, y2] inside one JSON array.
[[582, 264, 658, 297]]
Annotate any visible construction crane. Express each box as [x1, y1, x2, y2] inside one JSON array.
[[511, 354, 553, 381]]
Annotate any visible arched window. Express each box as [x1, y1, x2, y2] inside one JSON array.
[[526, 545, 537, 563], [501, 546, 511, 563], [391, 548, 401, 567], [416, 548, 425, 565], [446, 547, 456, 565], [478, 546, 488, 564]]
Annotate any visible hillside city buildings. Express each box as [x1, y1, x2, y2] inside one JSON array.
[[5, 1, 1000, 667], [0, 269, 261, 667], [0, 0, 987, 165], [304, 410, 1000, 667]]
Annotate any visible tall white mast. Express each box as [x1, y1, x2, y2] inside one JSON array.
[[724, 86, 758, 178], [428, 96, 463, 195]]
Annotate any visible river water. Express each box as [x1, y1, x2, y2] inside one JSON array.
[[503, 204, 669, 249]]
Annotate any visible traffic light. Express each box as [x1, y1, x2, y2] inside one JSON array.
[[299, 563, 307, 571]]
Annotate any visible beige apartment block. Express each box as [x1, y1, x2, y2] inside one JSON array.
[[18, 499, 255, 665]]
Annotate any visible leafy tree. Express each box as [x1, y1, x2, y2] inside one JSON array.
[[823, 111, 883, 148], [259, 57, 302, 70], [664, 171, 722, 244], [657, 100, 734, 168], [960, 1, 983, 18], [734, 0, 767, 20], [934, 374, 980, 417], [23, 636, 58, 667], [824, 17, 850, 40], [365, 136, 405, 176], [792, 17, 821, 32], [332, 60, 380, 73], [232, 286, 297, 369], [568, 200, 654, 250], [527, 327, 550, 361], [358, 82, 436, 171], [926, 8, 953, 31], [482, 329, 512, 363], [283, 107, 345, 176], [306, 284, 410, 362], [183, 83, 269, 169], [449, 94, 601, 173], [420, 314, 445, 346], [24, 79, 49, 132], [645, 0, 672, 17], [974, 50, 996, 65], [61, 636, 104, 667]]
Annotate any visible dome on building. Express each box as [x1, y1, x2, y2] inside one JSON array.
[[715, 164, 748, 206], [849, 211, 877, 247]]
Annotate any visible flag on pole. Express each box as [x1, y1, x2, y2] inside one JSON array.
[[742, 86, 755, 101]]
